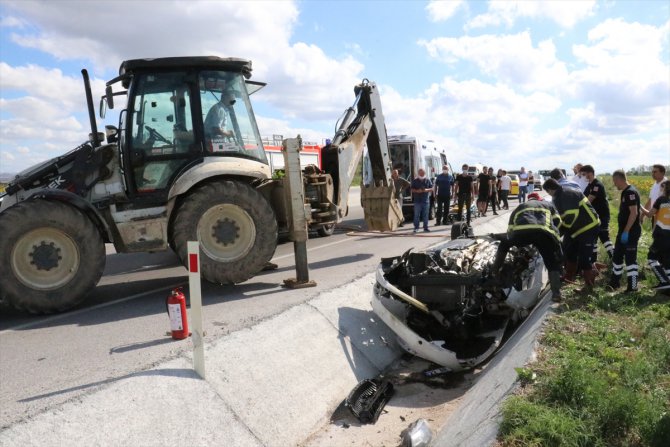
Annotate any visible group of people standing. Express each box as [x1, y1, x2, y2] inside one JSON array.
[[391, 163, 518, 232], [494, 163, 669, 301]]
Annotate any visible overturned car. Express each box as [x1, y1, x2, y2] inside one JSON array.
[[372, 234, 547, 371]]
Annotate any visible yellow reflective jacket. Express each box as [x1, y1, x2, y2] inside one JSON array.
[[507, 200, 562, 243], [551, 185, 600, 237]]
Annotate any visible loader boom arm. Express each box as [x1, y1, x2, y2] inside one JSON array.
[[320, 79, 402, 231]]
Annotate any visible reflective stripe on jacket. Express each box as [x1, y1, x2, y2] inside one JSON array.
[[507, 200, 562, 243], [552, 186, 600, 238]]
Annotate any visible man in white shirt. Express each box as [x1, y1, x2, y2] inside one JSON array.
[[642, 164, 668, 224], [518, 167, 529, 203], [204, 91, 236, 139], [499, 170, 511, 210], [570, 163, 589, 192], [551, 168, 581, 190]]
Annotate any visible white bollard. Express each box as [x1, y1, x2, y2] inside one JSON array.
[[187, 241, 205, 379]]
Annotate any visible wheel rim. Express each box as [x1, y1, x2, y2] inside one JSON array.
[[198, 203, 256, 262], [11, 227, 80, 290]]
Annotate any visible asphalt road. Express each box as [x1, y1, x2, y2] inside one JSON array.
[[0, 189, 519, 430]]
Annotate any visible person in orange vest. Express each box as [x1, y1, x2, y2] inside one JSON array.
[[643, 179, 670, 291]]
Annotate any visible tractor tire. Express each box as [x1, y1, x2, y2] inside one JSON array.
[[171, 180, 278, 284], [0, 200, 106, 314], [317, 223, 335, 237]]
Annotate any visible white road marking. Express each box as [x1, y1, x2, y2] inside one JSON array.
[[271, 237, 356, 261], [2, 237, 361, 333], [0, 282, 185, 335]]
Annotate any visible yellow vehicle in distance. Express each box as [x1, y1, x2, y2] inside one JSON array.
[[507, 173, 520, 196]]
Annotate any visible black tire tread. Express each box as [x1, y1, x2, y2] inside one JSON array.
[[171, 180, 278, 284], [0, 200, 105, 314]]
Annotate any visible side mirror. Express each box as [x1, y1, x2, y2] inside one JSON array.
[[105, 125, 118, 144], [106, 85, 114, 109], [99, 97, 107, 119]]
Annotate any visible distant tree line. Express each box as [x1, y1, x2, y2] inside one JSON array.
[[625, 164, 670, 175]]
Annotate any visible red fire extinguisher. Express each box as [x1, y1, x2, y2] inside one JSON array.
[[166, 287, 189, 340]]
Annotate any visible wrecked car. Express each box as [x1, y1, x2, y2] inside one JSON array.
[[371, 234, 547, 371]]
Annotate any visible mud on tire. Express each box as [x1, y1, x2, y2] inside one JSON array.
[[0, 200, 106, 314], [171, 180, 278, 284]]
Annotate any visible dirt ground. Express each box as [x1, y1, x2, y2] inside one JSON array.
[[304, 356, 483, 447]]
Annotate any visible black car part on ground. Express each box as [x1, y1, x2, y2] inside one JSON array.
[[345, 379, 394, 424]]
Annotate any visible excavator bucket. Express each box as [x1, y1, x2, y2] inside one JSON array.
[[361, 184, 403, 232]]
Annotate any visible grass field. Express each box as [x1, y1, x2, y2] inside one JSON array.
[[497, 173, 670, 447]]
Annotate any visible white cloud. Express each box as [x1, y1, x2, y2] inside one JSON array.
[[0, 15, 25, 27], [419, 32, 569, 91], [375, 77, 562, 169], [467, 0, 596, 30], [0, 0, 368, 172], [2, 0, 364, 122], [1, 151, 16, 161], [566, 18, 670, 134], [0, 63, 105, 113], [426, 0, 464, 22]]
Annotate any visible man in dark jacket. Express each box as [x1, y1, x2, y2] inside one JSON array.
[[433, 165, 454, 225], [543, 178, 600, 293], [492, 192, 564, 301], [411, 168, 433, 233], [455, 163, 475, 224]]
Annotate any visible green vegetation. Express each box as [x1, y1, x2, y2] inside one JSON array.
[[498, 173, 670, 447]]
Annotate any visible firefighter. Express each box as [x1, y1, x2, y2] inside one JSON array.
[[492, 192, 564, 301], [609, 170, 642, 292], [542, 178, 600, 293]]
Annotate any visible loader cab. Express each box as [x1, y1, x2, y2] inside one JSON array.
[[106, 57, 268, 202]]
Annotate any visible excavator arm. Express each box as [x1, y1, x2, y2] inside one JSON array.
[[320, 79, 403, 231]]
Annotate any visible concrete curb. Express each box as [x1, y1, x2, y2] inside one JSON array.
[[0, 273, 404, 447], [434, 293, 553, 446]]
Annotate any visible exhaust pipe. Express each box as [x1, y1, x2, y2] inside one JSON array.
[[81, 69, 101, 148]]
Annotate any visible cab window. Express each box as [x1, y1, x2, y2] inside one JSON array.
[[199, 71, 267, 163], [129, 72, 196, 192]]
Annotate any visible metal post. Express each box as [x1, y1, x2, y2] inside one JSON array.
[[187, 241, 206, 378], [282, 136, 316, 288]]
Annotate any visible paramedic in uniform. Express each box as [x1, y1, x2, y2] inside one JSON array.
[[608, 170, 642, 292], [580, 164, 614, 261], [492, 192, 564, 301], [543, 178, 600, 293], [644, 180, 670, 291]]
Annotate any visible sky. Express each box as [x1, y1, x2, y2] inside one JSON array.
[[0, 0, 668, 176]]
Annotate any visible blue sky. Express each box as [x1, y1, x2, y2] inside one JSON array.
[[1, 0, 668, 175]]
